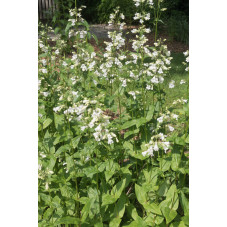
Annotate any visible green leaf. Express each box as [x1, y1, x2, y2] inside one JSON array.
[[179, 191, 189, 216], [161, 206, 177, 224], [71, 135, 81, 149], [66, 155, 74, 169], [65, 22, 72, 34], [125, 218, 148, 227], [43, 118, 52, 129], [79, 197, 89, 204], [105, 170, 115, 182], [54, 114, 65, 131], [121, 120, 136, 130], [52, 196, 61, 208], [144, 213, 164, 225], [83, 166, 98, 178], [159, 157, 171, 172], [126, 204, 139, 221], [174, 137, 185, 146], [43, 207, 54, 220], [123, 141, 133, 151], [114, 195, 126, 218], [157, 180, 169, 197], [109, 217, 121, 227], [146, 105, 155, 121], [144, 203, 162, 215], [55, 144, 71, 157], [54, 27, 60, 34], [166, 184, 179, 211], [171, 152, 181, 171], [92, 34, 99, 44], [94, 221, 103, 227], [135, 184, 147, 204], [170, 221, 187, 227], [81, 199, 92, 223], [111, 179, 126, 199], [55, 216, 80, 225], [135, 117, 147, 128], [143, 168, 160, 186], [124, 128, 139, 139], [102, 194, 117, 206], [181, 214, 189, 225]]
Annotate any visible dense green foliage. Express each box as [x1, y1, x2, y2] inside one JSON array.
[[38, 2, 189, 226]]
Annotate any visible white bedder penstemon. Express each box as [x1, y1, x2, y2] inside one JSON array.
[[142, 133, 170, 157]]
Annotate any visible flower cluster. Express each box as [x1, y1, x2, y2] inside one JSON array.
[[133, 0, 154, 7], [142, 133, 170, 157], [183, 50, 189, 72]]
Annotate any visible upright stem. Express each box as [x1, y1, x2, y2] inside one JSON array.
[[118, 81, 122, 123]]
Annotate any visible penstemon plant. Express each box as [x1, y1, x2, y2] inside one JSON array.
[[38, 0, 189, 226]]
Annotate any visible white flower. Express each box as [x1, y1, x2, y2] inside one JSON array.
[[41, 59, 47, 66], [153, 51, 158, 57], [159, 76, 164, 83], [81, 126, 87, 131], [158, 68, 163, 74], [180, 79, 186, 84], [38, 164, 42, 171], [168, 125, 175, 132], [131, 29, 138, 34], [107, 134, 114, 144], [139, 19, 144, 24], [145, 28, 151, 33], [41, 69, 47, 74], [172, 114, 179, 120], [166, 51, 171, 57], [148, 0, 153, 5], [129, 91, 137, 100], [159, 133, 165, 141], [72, 54, 78, 60], [55, 49, 60, 55], [40, 152, 46, 158], [119, 55, 126, 60], [62, 61, 68, 66], [81, 64, 87, 71], [162, 141, 170, 152], [142, 146, 154, 157], [144, 13, 150, 21], [151, 76, 159, 84], [120, 13, 125, 20], [157, 116, 164, 123], [72, 91, 78, 97], [169, 80, 175, 89], [45, 182, 49, 190], [153, 143, 159, 151], [183, 50, 189, 57], [146, 85, 153, 90], [122, 79, 127, 87], [91, 52, 96, 58], [70, 65, 75, 69], [53, 106, 61, 112], [42, 92, 49, 97]]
